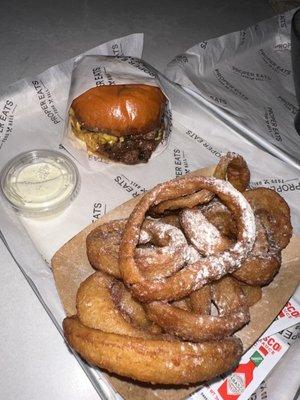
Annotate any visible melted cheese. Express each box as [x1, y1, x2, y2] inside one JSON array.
[[69, 109, 122, 152], [69, 108, 163, 153]]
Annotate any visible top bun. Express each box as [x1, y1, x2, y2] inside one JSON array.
[[71, 84, 166, 137]]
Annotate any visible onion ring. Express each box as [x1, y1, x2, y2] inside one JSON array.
[[87, 220, 126, 279], [119, 176, 256, 302], [201, 200, 237, 239], [144, 210, 249, 341], [136, 219, 190, 279], [87, 219, 191, 280], [180, 208, 232, 255], [77, 272, 161, 338], [145, 276, 249, 342], [236, 280, 262, 306], [64, 271, 243, 385], [233, 216, 281, 286], [243, 188, 292, 250], [200, 193, 290, 286], [150, 152, 250, 215], [189, 280, 262, 310], [179, 209, 261, 308], [63, 316, 242, 385], [188, 285, 212, 314]]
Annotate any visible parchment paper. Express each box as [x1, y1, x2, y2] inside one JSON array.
[[165, 9, 300, 169]]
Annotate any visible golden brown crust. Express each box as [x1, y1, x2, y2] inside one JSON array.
[[145, 277, 250, 342], [188, 285, 212, 314], [63, 316, 243, 385], [236, 281, 262, 307], [201, 194, 291, 287], [119, 176, 256, 302], [77, 272, 161, 337], [86, 219, 126, 278], [71, 84, 166, 137], [87, 219, 189, 280], [243, 188, 293, 250], [150, 152, 250, 215], [64, 269, 244, 385], [179, 208, 232, 256]]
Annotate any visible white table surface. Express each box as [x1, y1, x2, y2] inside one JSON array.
[[0, 1, 281, 399]]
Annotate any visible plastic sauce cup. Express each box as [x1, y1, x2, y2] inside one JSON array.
[[0, 149, 80, 218]]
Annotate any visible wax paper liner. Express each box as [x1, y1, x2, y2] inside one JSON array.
[[165, 9, 300, 170]]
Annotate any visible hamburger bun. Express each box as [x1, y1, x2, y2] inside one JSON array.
[[72, 84, 166, 137], [69, 84, 167, 164]]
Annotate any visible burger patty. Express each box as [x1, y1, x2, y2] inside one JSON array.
[[102, 129, 162, 164]]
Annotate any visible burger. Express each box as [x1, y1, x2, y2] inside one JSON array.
[[69, 84, 167, 164]]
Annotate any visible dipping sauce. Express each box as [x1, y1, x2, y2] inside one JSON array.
[[0, 150, 80, 217]]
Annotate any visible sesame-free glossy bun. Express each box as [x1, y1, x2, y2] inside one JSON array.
[[71, 84, 166, 137]]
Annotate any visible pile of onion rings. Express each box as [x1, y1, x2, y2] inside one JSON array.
[[63, 152, 292, 385]]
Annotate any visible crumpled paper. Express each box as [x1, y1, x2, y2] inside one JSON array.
[[165, 9, 300, 169], [0, 17, 299, 400]]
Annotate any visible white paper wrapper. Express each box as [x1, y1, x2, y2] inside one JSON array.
[[63, 55, 172, 170], [0, 22, 299, 400], [0, 33, 144, 169], [165, 9, 300, 169], [251, 327, 300, 400]]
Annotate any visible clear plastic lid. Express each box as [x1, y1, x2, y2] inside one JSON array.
[[0, 149, 80, 218]]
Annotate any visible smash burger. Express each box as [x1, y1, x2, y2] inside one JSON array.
[[69, 84, 167, 164]]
